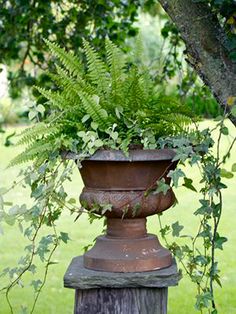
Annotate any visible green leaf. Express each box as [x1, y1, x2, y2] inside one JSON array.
[[8, 205, 19, 216], [131, 203, 141, 217], [47, 261, 59, 266], [154, 178, 170, 195], [220, 168, 234, 179], [182, 177, 197, 192], [36, 104, 45, 115], [30, 279, 42, 291], [94, 139, 103, 147], [160, 224, 171, 237], [20, 306, 28, 314], [221, 126, 229, 135], [215, 234, 227, 250], [91, 122, 98, 130], [82, 114, 90, 123], [167, 169, 185, 188], [100, 203, 112, 215], [59, 232, 70, 244], [195, 292, 212, 310], [4, 214, 15, 226], [68, 198, 76, 204], [172, 221, 184, 237], [231, 163, 236, 172], [194, 199, 212, 216], [28, 110, 37, 120], [31, 184, 44, 199]]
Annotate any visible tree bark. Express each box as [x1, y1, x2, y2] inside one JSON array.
[[159, 0, 236, 126]]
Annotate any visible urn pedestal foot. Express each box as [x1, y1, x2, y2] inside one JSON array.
[[84, 218, 172, 272]]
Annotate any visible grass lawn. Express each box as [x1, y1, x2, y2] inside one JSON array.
[[0, 121, 236, 314]]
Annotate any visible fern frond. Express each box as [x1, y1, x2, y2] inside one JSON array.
[[35, 86, 67, 110], [77, 91, 109, 129], [83, 39, 110, 93], [162, 113, 192, 129], [123, 68, 147, 111], [17, 123, 59, 145], [105, 38, 126, 106], [9, 142, 53, 167], [44, 39, 83, 77], [55, 64, 97, 101]]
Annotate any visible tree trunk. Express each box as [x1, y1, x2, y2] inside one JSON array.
[[159, 0, 236, 126]]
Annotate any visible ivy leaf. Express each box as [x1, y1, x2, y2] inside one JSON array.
[[36, 104, 45, 115], [9, 205, 19, 216], [221, 126, 229, 135], [68, 198, 76, 204], [194, 255, 208, 266], [215, 234, 227, 250], [160, 224, 171, 237], [31, 184, 44, 199], [100, 203, 112, 215], [47, 261, 59, 266], [214, 275, 222, 288], [28, 264, 37, 274], [231, 163, 236, 172], [30, 279, 42, 292], [132, 203, 141, 217], [195, 292, 212, 310], [172, 221, 184, 237], [20, 306, 28, 314], [182, 177, 197, 192], [82, 114, 90, 123], [91, 122, 98, 130], [28, 110, 37, 121], [220, 168, 234, 179], [194, 199, 211, 216], [167, 169, 185, 188], [154, 178, 170, 195], [59, 232, 70, 244]]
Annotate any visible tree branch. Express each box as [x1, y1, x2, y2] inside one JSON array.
[[159, 0, 236, 126]]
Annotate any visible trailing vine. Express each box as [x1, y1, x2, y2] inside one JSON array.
[[157, 117, 236, 313], [0, 39, 236, 313]]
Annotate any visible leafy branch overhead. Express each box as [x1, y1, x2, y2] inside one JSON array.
[[10, 39, 192, 167], [0, 0, 142, 98]]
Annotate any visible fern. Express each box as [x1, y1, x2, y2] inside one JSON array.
[[17, 123, 58, 145], [105, 38, 126, 107], [83, 39, 110, 94], [12, 38, 193, 166], [44, 39, 82, 77], [34, 87, 68, 110], [77, 91, 110, 129], [9, 142, 54, 167]]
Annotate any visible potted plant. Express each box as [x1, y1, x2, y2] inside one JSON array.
[[11, 39, 192, 272]]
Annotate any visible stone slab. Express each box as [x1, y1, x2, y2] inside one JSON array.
[[64, 256, 181, 290]]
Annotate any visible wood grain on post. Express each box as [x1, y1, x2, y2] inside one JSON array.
[[64, 256, 181, 314]]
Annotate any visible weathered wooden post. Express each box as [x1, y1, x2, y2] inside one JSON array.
[[64, 256, 181, 314]]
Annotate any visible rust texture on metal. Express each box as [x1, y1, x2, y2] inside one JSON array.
[[77, 149, 177, 272]]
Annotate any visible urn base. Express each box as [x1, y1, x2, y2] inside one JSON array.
[[84, 218, 172, 272]]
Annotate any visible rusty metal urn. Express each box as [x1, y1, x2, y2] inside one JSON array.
[[78, 149, 177, 272]]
